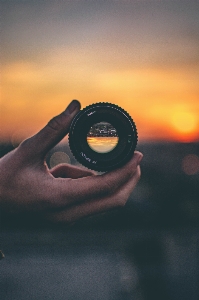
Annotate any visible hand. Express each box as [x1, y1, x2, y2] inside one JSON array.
[[0, 100, 143, 223]]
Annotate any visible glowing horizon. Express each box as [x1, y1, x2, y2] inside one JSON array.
[[1, 0, 199, 143]]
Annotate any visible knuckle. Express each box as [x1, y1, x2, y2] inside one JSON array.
[[19, 137, 31, 149], [47, 116, 63, 131], [17, 137, 35, 158]]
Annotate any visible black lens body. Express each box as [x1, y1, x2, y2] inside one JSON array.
[[69, 103, 138, 172]]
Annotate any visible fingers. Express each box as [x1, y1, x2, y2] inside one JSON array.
[[47, 151, 143, 207], [19, 100, 81, 159], [45, 165, 141, 223], [50, 163, 96, 179]]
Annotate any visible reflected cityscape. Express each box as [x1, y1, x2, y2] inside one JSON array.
[[87, 122, 119, 153], [87, 122, 118, 137]]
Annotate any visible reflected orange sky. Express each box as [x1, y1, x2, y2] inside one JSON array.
[[1, 0, 199, 142], [87, 137, 119, 153]]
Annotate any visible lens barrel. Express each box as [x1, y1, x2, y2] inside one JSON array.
[[69, 103, 138, 171]]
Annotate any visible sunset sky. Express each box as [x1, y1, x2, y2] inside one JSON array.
[[1, 0, 199, 142]]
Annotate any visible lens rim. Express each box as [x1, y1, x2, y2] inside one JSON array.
[[69, 103, 138, 171]]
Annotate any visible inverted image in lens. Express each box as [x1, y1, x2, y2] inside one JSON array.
[[87, 122, 119, 153]]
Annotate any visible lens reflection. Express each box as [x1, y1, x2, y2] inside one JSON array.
[[87, 122, 119, 153]]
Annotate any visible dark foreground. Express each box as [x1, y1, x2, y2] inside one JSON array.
[[1, 142, 199, 299], [1, 228, 199, 300]]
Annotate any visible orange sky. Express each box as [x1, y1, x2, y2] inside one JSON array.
[[1, 0, 199, 143]]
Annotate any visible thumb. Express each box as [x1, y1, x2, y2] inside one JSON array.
[[21, 100, 81, 158]]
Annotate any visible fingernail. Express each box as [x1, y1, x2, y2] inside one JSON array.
[[65, 100, 81, 114]]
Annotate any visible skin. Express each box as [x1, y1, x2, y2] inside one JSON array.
[[0, 100, 143, 223]]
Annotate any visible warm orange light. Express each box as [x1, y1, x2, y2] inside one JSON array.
[[171, 111, 197, 134], [168, 108, 198, 142], [1, 61, 199, 142]]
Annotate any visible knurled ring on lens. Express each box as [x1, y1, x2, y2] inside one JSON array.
[[69, 102, 138, 172]]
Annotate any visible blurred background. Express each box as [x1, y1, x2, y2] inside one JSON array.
[[1, 0, 199, 299]]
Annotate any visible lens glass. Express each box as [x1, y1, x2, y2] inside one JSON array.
[[87, 122, 119, 153]]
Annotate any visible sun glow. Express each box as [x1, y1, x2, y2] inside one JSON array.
[[171, 111, 197, 134], [170, 109, 198, 142]]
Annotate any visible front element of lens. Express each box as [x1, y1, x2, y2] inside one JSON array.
[[69, 103, 138, 172], [87, 122, 119, 153]]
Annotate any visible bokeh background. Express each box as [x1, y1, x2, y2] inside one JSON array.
[[1, 1, 199, 299]]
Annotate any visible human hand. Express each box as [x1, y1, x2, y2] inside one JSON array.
[[0, 100, 143, 223]]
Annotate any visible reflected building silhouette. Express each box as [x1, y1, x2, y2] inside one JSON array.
[[87, 122, 118, 137]]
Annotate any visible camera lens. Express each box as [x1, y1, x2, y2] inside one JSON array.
[[69, 103, 138, 172]]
